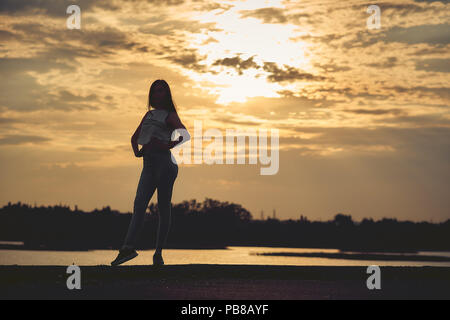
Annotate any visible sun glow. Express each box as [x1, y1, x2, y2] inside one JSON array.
[[183, 1, 313, 105]]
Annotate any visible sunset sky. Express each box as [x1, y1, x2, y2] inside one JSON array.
[[0, 0, 449, 222]]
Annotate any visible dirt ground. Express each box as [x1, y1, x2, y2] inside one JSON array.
[[1, 264, 449, 300]]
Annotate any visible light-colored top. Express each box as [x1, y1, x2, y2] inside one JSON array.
[[137, 109, 173, 145]]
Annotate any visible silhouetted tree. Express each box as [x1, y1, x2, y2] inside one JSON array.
[[333, 213, 354, 227], [0, 201, 448, 251]]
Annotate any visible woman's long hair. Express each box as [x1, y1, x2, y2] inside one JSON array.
[[147, 79, 178, 113]]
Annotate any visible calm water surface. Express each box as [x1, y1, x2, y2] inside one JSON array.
[[1, 246, 450, 267]]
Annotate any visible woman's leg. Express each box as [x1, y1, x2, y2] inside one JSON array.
[[122, 162, 157, 249], [155, 160, 178, 254]]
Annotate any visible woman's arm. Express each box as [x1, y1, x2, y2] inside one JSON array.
[[166, 111, 191, 148], [131, 111, 150, 156], [143, 111, 191, 151]]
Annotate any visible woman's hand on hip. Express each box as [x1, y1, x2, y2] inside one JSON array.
[[134, 148, 144, 157]]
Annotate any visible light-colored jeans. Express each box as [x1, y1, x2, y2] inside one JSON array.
[[122, 148, 178, 252]]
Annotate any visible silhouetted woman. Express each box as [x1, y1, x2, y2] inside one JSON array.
[[111, 80, 190, 266]]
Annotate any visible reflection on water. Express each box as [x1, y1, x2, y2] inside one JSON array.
[[1, 247, 450, 267]]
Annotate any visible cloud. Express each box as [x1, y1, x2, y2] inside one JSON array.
[[286, 126, 450, 159], [415, 59, 450, 73], [387, 85, 450, 101], [138, 19, 221, 35], [238, 7, 310, 24], [384, 24, 450, 45], [239, 7, 289, 24], [0, 57, 100, 112], [369, 2, 430, 14], [366, 57, 398, 69], [166, 49, 211, 73], [0, 0, 118, 16], [0, 134, 51, 145], [414, 0, 449, 3], [212, 55, 259, 75], [0, 29, 17, 41], [11, 21, 143, 54], [0, 57, 70, 112], [342, 108, 406, 116], [0, 117, 22, 125], [211, 116, 262, 127], [209, 56, 329, 81], [263, 62, 326, 83], [58, 90, 98, 102], [76, 146, 116, 153], [313, 62, 352, 73], [195, 2, 234, 13], [0, 57, 72, 75], [372, 113, 450, 126]]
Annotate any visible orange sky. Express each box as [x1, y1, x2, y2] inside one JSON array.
[[0, 0, 449, 222]]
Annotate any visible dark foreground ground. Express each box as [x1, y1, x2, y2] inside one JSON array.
[[0, 265, 449, 300]]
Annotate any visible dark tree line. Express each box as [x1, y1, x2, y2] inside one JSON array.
[[0, 200, 449, 252]]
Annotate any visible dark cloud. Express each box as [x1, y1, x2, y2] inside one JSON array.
[[342, 30, 381, 49], [0, 0, 185, 16], [58, 90, 98, 102], [387, 85, 450, 101], [372, 3, 430, 14], [139, 0, 185, 5], [292, 33, 346, 47], [10, 23, 144, 60], [211, 117, 261, 127], [0, 117, 21, 124], [313, 62, 352, 73], [343, 108, 406, 116], [0, 57, 73, 112], [263, 62, 326, 83], [166, 49, 212, 73], [344, 23, 450, 49], [409, 47, 449, 56], [37, 45, 100, 61], [139, 19, 221, 36], [0, 29, 17, 41], [414, 0, 449, 3], [212, 56, 259, 75], [316, 84, 449, 104], [0, 57, 100, 112], [366, 57, 398, 69], [287, 126, 450, 159], [65, 27, 141, 54], [0, 24, 125, 112], [415, 59, 450, 73], [76, 146, 116, 153], [202, 56, 329, 80], [228, 92, 337, 122], [315, 86, 390, 101], [0, 0, 118, 16], [384, 24, 450, 45], [0, 134, 51, 145], [42, 92, 100, 112], [238, 7, 310, 24], [194, 2, 234, 13], [239, 7, 289, 24], [0, 57, 73, 75], [373, 113, 450, 126]]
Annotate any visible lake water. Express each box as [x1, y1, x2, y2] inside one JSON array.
[[1, 246, 450, 267]]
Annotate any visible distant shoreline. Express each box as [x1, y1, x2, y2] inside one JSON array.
[[2, 242, 450, 255], [253, 251, 450, 262], [0, 243, 229, 251], [2, 201, 449, 256]]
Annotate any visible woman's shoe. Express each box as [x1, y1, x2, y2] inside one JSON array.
[[111, 247, 138, 266], [153, 252, 164, 266]]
